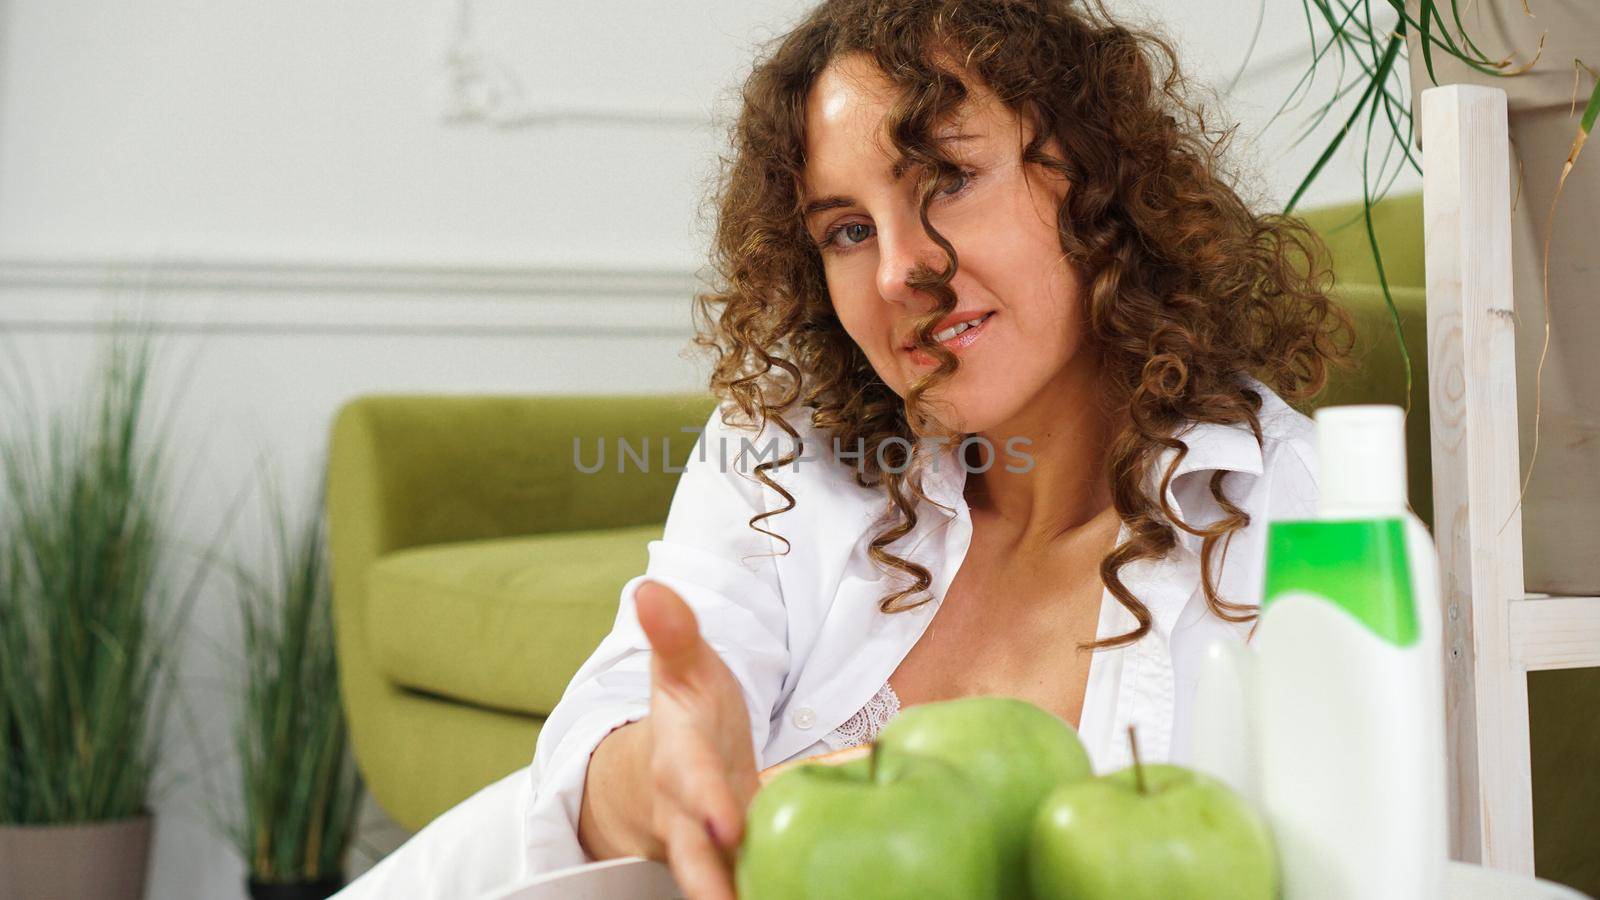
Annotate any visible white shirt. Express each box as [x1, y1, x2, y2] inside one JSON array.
[[520, 376, 1319, 875]]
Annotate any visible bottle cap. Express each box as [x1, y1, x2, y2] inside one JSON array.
[[1314, 404, 1408, 516]]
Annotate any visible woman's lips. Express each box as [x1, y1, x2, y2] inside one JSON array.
[[906, 311, 995, 366]]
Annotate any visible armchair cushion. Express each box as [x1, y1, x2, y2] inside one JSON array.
[[365, 523, 658, 716]]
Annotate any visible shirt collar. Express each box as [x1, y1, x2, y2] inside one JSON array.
[[911, 419, 1264, 651], [926, 419, 1261, 652], [921, 417, 1264, 525], [1156, 418, 1265, 524]]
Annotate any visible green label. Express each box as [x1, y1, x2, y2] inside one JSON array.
[[1262, 518, 1419, 646]]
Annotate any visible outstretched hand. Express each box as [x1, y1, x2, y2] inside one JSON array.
[[635, 580, 760, 900]]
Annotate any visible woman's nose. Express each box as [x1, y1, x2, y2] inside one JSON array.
[[874, 216, 950, 309]]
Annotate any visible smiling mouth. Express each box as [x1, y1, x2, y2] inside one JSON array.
[[905, 311, 995, 362]]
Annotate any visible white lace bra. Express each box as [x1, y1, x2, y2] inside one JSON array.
[[820, 682, 902, 752]]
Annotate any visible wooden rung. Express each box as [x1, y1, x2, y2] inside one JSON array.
[[1509, 595, 1600, 671]]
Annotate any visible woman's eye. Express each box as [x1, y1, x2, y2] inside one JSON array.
[[819, 222, 874, 252], [816, 170, 974, 254], [839, 223, 873, 246]]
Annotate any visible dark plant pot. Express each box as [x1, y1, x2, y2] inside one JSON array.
[[0, 814, 153, 900], [246, 876, 345, 900]]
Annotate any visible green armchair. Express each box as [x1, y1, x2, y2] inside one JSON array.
[[327, 393, 715, 829]]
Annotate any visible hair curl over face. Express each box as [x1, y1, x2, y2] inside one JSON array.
[[691, 0, 1353, 648]]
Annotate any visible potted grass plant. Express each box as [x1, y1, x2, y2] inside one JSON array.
[[0, 333, 181, 900], [225, 471, 362, 900]]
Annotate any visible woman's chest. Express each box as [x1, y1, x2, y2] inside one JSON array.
[[886, 527, 1109, 728]]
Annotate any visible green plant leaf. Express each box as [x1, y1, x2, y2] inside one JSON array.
[[1582, 72, 1600, 136], [1382, 0, 1513, 78], [1419, 0, 1438, 87], [1286, 30, 1405, 214], [1445, 0, 1498, 68], [1360, 66, 1415, 417]]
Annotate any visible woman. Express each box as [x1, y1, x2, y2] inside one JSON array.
[[338, 1, 1349, 897]]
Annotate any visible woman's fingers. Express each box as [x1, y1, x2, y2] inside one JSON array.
[[637, 576, 758, 892], [664, 811, 737, 900], [636, 580, 714, 687]]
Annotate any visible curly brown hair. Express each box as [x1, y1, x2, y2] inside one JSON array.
[[691, 0, 1353, 649]]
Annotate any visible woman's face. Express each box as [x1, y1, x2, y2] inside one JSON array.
[[801, 53, 1094, 435]]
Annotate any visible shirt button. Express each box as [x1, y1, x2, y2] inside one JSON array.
[[792, 706, 817, 730]]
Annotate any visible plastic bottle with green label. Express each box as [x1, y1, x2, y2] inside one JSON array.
[[1193, 405, 1448, 900]]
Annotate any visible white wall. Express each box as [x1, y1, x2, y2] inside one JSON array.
[[0, 1, 1413, 897]]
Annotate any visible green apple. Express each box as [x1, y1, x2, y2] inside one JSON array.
[[736, 750, 1002, 900], [873, 696, 1093, 898], [1028, 762, 1278, 900]]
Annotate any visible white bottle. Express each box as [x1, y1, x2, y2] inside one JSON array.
[[1194, 405, 1448, 900]]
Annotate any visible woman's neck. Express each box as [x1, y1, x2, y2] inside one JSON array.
[[963, 368, 1119, 547]]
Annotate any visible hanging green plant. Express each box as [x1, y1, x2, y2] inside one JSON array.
[[1268, 0, 1562, 414]]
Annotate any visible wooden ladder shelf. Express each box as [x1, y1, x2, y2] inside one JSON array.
[[1421, 83, 1600, 875]]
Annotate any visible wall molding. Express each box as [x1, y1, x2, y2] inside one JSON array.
[[0, 256, 706, 336], [0, 256, 702, 296]]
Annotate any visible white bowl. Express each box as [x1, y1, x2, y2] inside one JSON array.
[[490, 857, 1591, 900]]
